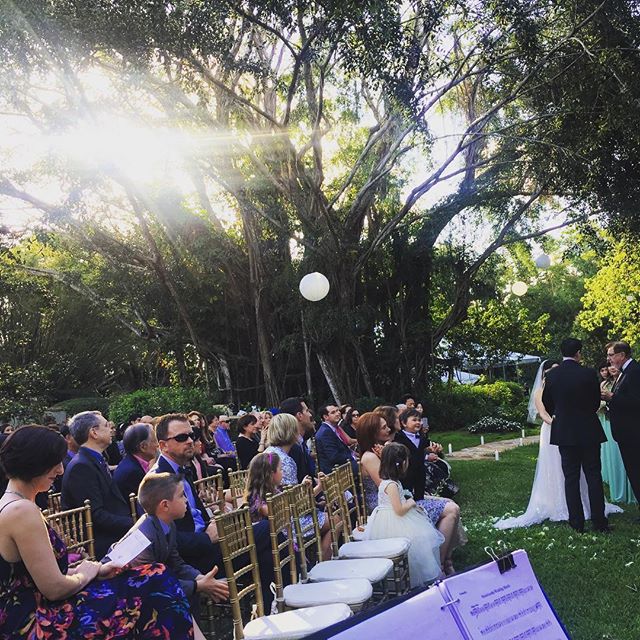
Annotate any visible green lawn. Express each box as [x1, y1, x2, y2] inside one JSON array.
[[451, 445, 640, 640], [432, 427, 541, 452]]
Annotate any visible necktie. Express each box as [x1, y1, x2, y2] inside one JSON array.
[[178, 465, 193, 481]]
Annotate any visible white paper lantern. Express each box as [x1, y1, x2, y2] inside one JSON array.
[[511, 281, 528, 297], [534, 253, 551, 269], [299, 272, 330, 302]]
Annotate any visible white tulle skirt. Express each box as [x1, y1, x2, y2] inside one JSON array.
[[365, 505, 444, 586], [494, 423, 623, 529]]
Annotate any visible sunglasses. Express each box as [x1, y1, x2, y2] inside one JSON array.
[[164, 432, 195, 443], [352, 413, 360, 417]]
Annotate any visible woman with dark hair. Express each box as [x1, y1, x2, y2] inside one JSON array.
[[341, 407, 360, 440], [0, 425, 197, 640], [234, 414, 265, 470], [495, 360, 622, 529], [374, 405, 401, 434], [599, 364, 636, 504]]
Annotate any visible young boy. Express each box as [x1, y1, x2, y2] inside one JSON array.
[[120, 472, 229, 604]]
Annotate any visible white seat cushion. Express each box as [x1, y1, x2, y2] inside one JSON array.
[[308, 558, 393, 583], [243, 603, 352, 639], [284, 578, 372, 608], [351, 526, 367, 541], [338, 537, 411, 559]]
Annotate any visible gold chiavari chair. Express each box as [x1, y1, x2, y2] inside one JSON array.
[[45, 499, 95, 566], [215, 507, 351, 640], [271, 488, 372, 613], [298, 472, 393, 595], [328, 464, 411, 595], [47, 490, 62, 513], [333, 463, 365, 534], [194, 473, 225, 515], [228, 469, 249, 509], [128, 493, 138, 522]]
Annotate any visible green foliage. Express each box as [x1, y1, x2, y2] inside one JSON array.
[[353, 396, 387, 412], [467, 416, 522, 434], [0, 363, 51, 422], [426, 381, 527, 431], [109, 387, 223, 425], [49, 397, 110, 417]]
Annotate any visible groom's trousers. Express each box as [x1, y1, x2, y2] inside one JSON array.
[[558, 444, 607, 531]]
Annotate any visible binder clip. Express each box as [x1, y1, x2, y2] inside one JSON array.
[[484, 546, 516, 574]]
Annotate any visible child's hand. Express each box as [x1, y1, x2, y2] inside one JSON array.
[[426, 452, 439, 462], [205, 521, 219, 543], [302, 475, 313, 486]]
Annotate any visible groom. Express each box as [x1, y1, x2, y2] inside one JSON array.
[[542, 337, 608, 533]]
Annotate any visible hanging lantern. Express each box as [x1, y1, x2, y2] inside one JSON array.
[[511, 281, 528, 297], [534, 253, 551, 269], [299, 272, 330, 301]]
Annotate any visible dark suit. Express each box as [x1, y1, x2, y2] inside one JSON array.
[[315, 423, 358, 476], [394, 430, 430, 501], [113, 454, 147, 501], [61, 447, 133, 558], [111, 514, 201, 598], [150, 454, 276, 609], [290, 440, 316, 483], [542, 359, 607, 530], [608, 359, 640, 503]]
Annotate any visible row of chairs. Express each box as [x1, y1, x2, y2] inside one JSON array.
[[213, 463, 412, 639]]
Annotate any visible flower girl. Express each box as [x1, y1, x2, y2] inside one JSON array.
[[365, 442, 444, 586]]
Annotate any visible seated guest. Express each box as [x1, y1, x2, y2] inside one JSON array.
[[264, 414, 332, 558], [0, 425, 195, 639], [190, 427, 225, 481], [213, 415, 237, 471], [151, 413, 277, 609], [341, 407, 360, 440], [61, 411, 133, 558], [103, 420, 123, 467], [60, 424, 79, 468], [112, 472, 229, 608], [374, 405, 401, 434], [280, 397, 317, 482], [113, 422, 159, 500], [235, 414, 266, 470], [315, 404, 358, 476], [394, 408, 464, 575]]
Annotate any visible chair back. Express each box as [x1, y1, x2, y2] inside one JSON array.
[[356, 461, 368, 524], [229, 469, 249, 508], [45, 499, 95, 564], [194, 473, 225, 514], [215, 507, 264, 640], [266, 490, 297, 612], [128, 493, 138, 521], [287, 481, 323, 577], [318, 470, 347, 558], [334, 463, 364, 534], [47, 490, 62, 513]]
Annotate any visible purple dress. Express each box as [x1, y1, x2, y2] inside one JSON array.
[[0, 510, 194, 640]]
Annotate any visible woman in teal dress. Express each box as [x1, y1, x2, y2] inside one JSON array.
[[0, 425, 196, 640], [599, 364, 637, 504]]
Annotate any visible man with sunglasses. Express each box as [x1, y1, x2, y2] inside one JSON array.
[[151, 414, 278, 607]]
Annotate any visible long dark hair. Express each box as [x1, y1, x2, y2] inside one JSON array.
[[379, 442, 410, 482]]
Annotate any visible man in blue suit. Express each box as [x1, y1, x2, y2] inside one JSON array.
[[280, 397, 317, 482], [315, 404, 358, 476], [62, 411, 133, 558], [113, 423, 159, 500], [151, 413, 278, 609]]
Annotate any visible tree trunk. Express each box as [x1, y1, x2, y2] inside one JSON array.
[[316, 351, 345, 406], [353, 339, 375, 397]]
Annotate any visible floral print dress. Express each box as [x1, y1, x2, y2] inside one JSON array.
[[0, 517, 194, 640]]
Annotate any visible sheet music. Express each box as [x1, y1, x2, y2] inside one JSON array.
[[327, 583, 462, 640], [441, 550, 568, 640]]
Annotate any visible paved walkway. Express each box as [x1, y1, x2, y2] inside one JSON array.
[[447, 435, 540, 460]]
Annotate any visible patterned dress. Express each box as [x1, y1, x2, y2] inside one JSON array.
[[0, 516, 194, 640], [264, 446, 327, 530]]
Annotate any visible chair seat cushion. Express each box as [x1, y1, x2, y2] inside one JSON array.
[[243, 603, 352, 639], [284, 578, 372, 608], [308, 558, 393, 583], [338, 537, 411, 559]]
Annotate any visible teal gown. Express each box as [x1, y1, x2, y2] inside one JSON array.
[[599, 401, 637, 505]]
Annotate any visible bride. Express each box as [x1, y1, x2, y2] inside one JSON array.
[[495, 360, 622, 529]]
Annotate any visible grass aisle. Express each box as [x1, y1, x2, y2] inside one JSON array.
[[450, 445, 640, 640]]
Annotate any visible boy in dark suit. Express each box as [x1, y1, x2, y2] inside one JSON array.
[[112, 472, 228, 605]]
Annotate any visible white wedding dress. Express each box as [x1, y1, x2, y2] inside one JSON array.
[[495, 362, 622, 530], [494, 421, 622, 529]]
